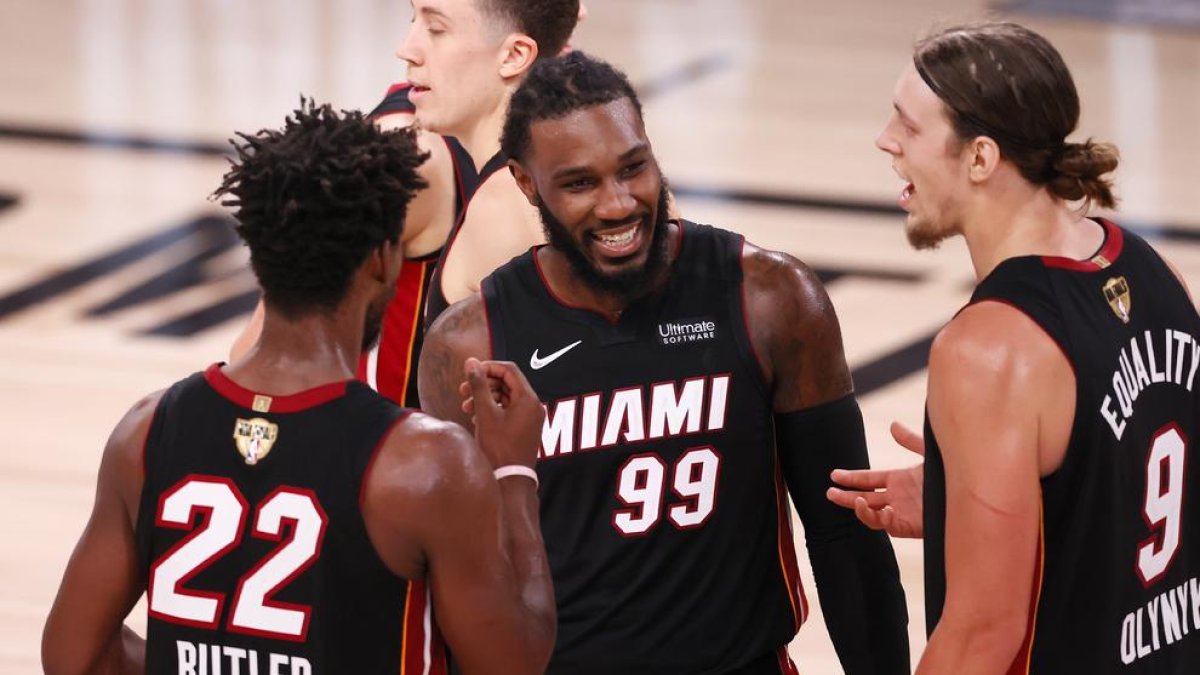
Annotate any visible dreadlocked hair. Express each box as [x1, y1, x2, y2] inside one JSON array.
[[214, 99, 428, 317], [501, 50, 642, 162]]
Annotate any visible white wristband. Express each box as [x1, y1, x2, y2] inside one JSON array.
[[494, 464, 539, 487]]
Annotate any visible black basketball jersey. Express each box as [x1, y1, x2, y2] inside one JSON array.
[[923, 219, 1200, 673], [423, 151, 509, 328], [134, 364, 448, 674], [360, 82, 477, 408], [482, 221, 807, 675]]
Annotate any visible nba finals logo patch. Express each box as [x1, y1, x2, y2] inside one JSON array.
[[658, 318, 718, 346], [233, 417, 279, 466], [1103, 276, 1131, 324]]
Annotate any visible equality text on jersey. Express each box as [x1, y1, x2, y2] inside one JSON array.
[[1100, 328, 1200, 440], [539, 374, 731, 459]]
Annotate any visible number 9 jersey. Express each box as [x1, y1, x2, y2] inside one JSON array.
[[923, 219, 1200, 673], [134, 365, 447, 675]]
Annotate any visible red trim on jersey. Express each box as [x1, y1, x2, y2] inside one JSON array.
[[400, 580, 434, 674], [1006, 500, 1045, 675], [204, 364, 350, 412], [773, 453, 808, 630], [434, 161, 507, 308], [776, 645, 800, 675], [362, 258, 431, 404], [738, 237, 771, 385], [1040, 218, 1123, 271]]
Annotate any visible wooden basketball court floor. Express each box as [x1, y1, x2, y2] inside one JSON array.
[[1, 0, 1198, 671]]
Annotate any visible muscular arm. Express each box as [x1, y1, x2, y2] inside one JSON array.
[[417, 295, 493, 432], [744, 245, 909, 674], [917, 303, 1069, 674], [42, 392, 162, 675], [364, 399, 553, 674]]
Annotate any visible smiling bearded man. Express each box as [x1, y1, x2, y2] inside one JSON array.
[[418, 51, 910, 675]]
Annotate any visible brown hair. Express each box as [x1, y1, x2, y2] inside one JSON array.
[[481, 0, 579, 61], [914, 22, 1119, 210]]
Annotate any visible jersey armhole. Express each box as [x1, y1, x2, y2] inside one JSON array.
[[357, 410, 418, 580], [732, 237, 773, 401], [481, 278, 502, 361]]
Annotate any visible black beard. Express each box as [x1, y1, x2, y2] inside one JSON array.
[[538, 182, 672, 304]]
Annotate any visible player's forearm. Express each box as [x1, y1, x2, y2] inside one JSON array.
[[809, 533, 910, 674], [917, 615, 1027, 675], [497, 479, 556, 670], [43, 625, 144, 675]]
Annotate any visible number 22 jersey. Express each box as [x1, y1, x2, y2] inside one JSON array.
[[482, 220, 807, 675], [134, 365, 447, 674]]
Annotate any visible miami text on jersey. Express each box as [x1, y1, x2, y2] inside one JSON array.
[[1101, 328, 1200, 440], [539, 374, 731, 459]]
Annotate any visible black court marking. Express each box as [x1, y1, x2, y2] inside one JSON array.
[[85, 218, 245, 317], [851, 332, 937, 398], [0, 214, 253, 335], [0, 216, 228, 320], [636, 52, 735, 100], [0, 193, 17, 214], [0, 123, 229, 156], [812, 266, 923, 285], [144, 289, 260, 337]]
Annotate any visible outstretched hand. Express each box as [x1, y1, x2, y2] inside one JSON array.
[[459, 357, 545, 469], [826, 421, 926, 538]]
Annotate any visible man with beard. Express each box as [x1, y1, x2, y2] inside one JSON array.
[[42, 102, 556, 675], [827, 22, 1200, 673], [419, 52, 908, 675]]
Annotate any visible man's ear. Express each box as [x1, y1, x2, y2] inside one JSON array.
[[367, 238, 403, 284], [508, 160, 540, 207], [967, 135, 1002, 184], [498, 33, 538, 80]]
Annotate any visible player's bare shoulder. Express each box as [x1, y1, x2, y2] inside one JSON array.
[[360, 410, 494, 578], [737, 241, 852, 407], [419, 293, 491, 423]]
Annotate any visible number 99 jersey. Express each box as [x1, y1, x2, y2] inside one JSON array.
[[482, 221, 806, 675], [923, 219, 1200, 673], [134, 365, 447, 675]]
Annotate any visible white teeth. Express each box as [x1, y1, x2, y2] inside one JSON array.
[[597, 226, 636, 246]]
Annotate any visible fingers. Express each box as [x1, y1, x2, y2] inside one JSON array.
[[827, 486, 891, 510], [830, 468, 888, 490], [890, 420, 926, 457], [853, 498, 895, 532]]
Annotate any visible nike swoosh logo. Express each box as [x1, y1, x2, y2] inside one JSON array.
[[530, 340, 583, 370]]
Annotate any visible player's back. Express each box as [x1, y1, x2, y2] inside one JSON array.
[[134, 364, 446, 674], [924, 219, 1200, 673]]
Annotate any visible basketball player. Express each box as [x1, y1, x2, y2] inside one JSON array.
[[230, 0, 584, 408], [421, 52, 909, 675], [828, 22, 1200, 673], [42, 102, 555, 675]]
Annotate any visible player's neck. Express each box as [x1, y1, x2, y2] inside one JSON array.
[[457, 95, 510, 168], [229, 310, 362, 392], [963, 185, 1103, 281]]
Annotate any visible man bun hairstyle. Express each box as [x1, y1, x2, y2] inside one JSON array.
[[502, 50, 642, 162], [914, 22, 1119, 210], [213, 99, 428, 317]]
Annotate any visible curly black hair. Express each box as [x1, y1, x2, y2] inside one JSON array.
[[214, 99, 428, 317], [501, 51, 642, 163], [482, 0, 579, 61]]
